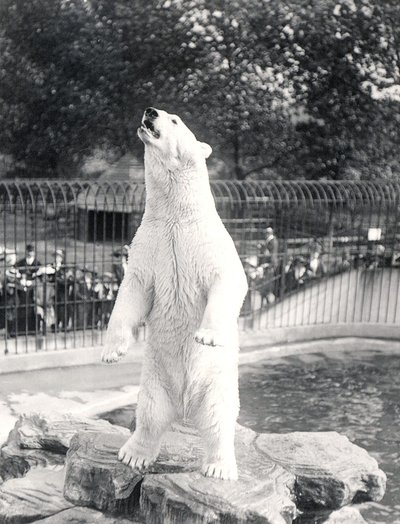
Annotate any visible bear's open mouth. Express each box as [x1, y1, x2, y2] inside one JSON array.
[[140, 119, 160, 139]]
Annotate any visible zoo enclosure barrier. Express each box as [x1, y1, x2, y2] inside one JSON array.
[[0, 180, 399, 355]]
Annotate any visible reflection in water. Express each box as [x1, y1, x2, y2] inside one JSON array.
[[239, 349, 400, 524]]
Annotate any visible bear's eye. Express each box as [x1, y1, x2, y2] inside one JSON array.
[[171, 119, 178, 125]]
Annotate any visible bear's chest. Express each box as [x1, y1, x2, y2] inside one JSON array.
[[151, 224, 210, 312]]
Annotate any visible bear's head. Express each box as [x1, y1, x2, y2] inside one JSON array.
[[138, 107, 212, 170]]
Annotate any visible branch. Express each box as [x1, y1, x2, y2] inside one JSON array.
[[242, 156, 282, 178]]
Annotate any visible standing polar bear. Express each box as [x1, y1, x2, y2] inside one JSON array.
[[102, 107, 248, 480]]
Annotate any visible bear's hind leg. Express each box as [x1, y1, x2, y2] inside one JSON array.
[[118, 382, 176, 471], [192, 373, 239, 480]]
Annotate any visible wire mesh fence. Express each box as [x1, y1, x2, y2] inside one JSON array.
[[0, 179, 399, 354]]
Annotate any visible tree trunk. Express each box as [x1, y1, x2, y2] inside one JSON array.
[[233, 132, 244, 180]]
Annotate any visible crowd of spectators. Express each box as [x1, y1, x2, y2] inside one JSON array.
[[244, 227, 396, 311], [0, 244, 129, 337], [1, 230, 397, 336]]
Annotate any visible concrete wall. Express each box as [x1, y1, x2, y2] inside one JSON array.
[[248, 267, 400, 330], [2, 268, 400, 374]]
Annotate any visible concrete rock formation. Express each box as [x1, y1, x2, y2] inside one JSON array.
[[0, 412, 386, 524]]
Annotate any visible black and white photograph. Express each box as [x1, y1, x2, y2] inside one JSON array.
[[0, 0, 399, 522]]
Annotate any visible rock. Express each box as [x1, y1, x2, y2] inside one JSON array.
[[322, 506, 367, 523], [0, 413, 125, 484], [8, 412, 124, 454], [139, 424, 295, 524], [99, 405, 137, 432], [31, 506, 142, 523], [64, 429, 144, 516], [294, 505, 368, 523], [255, 432, 386, 510], [1, 434, 65, 474], [0, 452, 30, 484], [65, 425, 297, 523], [0, 466, 73, 523], [6, 413, 385, 524]]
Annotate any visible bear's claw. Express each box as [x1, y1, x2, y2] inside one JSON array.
[[118, 440, 154, 471], [201, 460, 238, 480], [101, 344, 128, 363], [194, 328, 224, 347]]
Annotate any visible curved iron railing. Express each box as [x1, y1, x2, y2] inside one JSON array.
[[0, 179, 398, 354]]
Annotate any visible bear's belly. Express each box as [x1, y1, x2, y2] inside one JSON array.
[[148, 259, 206, 341]]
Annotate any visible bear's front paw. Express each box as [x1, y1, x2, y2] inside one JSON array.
[[101, 329, 132, 363], [194, 328, 225, 347], [118, 438, 155, 471], [201, 459, 238, 480]]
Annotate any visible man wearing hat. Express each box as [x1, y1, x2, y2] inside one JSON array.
[[257, 227, 279, 269], [17, 244, 41, 279], [112, 245, 129, 286], [16, 244, 41, 333]]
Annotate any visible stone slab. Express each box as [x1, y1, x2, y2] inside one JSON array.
[[31, 506, 142, 523], [0, 452, 30, 485], [4, 413, 386, 524], [322, 506, 367, 523], [64, 430, 144, 516], [9, 412, 125, 453], [255, 432, 386, 510], [65, 424, 297, 523], [0, 466, 73, 523]]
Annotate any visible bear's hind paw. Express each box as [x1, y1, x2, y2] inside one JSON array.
[[118, 442, 154, 471], [201, 460, 238, 480]]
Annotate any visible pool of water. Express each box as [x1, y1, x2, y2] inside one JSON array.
[[238, 348, 400, 524]]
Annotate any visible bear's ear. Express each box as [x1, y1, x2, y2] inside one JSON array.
[[199, 142, 212, 159]]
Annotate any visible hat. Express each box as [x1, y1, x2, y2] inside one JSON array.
[[244, 256, 258, 269], [0, 248, 16, 262], [6, 267, 20, 278], [81, 266, 97, 276], [26, 244, 35, 252], [53, 249, 64, 258], [293, 256, 306, 265]]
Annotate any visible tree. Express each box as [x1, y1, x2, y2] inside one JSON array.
[[271, 0, 400, 180], [0, 0, 399, 180]]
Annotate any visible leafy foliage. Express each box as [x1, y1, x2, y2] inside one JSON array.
[[0, 0, 399, 179]]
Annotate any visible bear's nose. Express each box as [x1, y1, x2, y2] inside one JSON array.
[[145, 107, 158, 119]]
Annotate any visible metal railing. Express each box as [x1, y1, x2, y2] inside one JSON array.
[[0, 180, 399, 354]]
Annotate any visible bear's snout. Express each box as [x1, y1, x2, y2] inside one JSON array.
[[145, 107, 159, 119]]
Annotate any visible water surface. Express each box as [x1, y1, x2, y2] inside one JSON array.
[[239, 348, 400, 524]]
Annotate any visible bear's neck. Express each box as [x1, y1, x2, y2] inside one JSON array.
[[143, 158, 217, 223]]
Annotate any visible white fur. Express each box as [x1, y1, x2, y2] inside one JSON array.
[[102, 109, 248, 480]]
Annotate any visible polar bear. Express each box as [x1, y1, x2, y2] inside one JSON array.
[[101, 107, 248, 480]]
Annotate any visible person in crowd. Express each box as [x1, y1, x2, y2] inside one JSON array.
[[0, 249, 15, 330], [0, 251, 27, 336], [275, 254, 293, 298], [365, 244, 387, 269], [112, 244, 129, 286], [74, 267, 97, 330], [257, 227, 279, 269], [34, 266, 56, 335], [3, 266, 22, 337], [334, 250, 353, 273], [307, 237, 323, 256], [307, 250, 326, 278], [16, 244, 41, 332], [92, 272, 117, 328], [45, 249, 74, 331], [16, 244, 41, 279], [285, 256, 308, 292]]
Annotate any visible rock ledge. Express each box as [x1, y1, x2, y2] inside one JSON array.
[[0, 413, 386, 524]]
